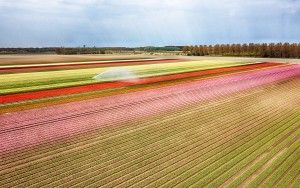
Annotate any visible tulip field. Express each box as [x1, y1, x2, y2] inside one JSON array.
[[0, 56, 300, 187]]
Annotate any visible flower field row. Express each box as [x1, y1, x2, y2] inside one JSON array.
[[0, 60, 246, 95], [0, 58, 299, 187], [0, 62, 280, 104]]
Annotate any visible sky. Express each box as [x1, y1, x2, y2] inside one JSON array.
[[0, 0, 300, 47]]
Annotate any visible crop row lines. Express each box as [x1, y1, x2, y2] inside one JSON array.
[[1, 89, 264, 186], [222, 119, 300, 187], [74, 91, 300, 187], [0, 80, 265, 166], [114, 107, 300, 186]]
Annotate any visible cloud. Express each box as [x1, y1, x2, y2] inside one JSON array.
[[0, 0, 299, 47]]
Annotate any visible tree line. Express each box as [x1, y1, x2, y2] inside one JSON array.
[[55, 47, 182, 55], [0, 46, 182, 55], [1, 44, 300, 58], [54, 47, 124, 55], [183, 43, 300, 58], [0, 47, 136, 55], [0, 48, 56, 54]]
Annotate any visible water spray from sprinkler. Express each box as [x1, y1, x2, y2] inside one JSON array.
[[93, 67, 139, 83]]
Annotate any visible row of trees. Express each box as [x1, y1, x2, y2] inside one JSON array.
[[0, 47, 136, 55], [0, 46, 182, 55], [183, 43, 300, 58], [55, 47, 110, 55], [0, 48, 56, 54], [138, 46, 183, 52], [1, 44, 300, 58]]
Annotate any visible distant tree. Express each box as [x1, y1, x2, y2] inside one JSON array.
[[182, 46, 190, 55], [241, 43, 248, 55], [208, 45, 213, 55], [296, 43, 300, 58], [214, 44, 220, 55], [261, 43, 268, 57], [203, 45, 208, 55], [248, 43, 254, 56], [282, 42, 290, 58], [191, 45, 198, 56], [267, 43, 275, 57], [236, 44, 242, 55]]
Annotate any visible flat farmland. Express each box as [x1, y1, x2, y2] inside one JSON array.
[[0, 54, 155, 65], [0, 55, 299, 187]]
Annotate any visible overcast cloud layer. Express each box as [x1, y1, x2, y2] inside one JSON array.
[[0, 0, 299, 47]]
